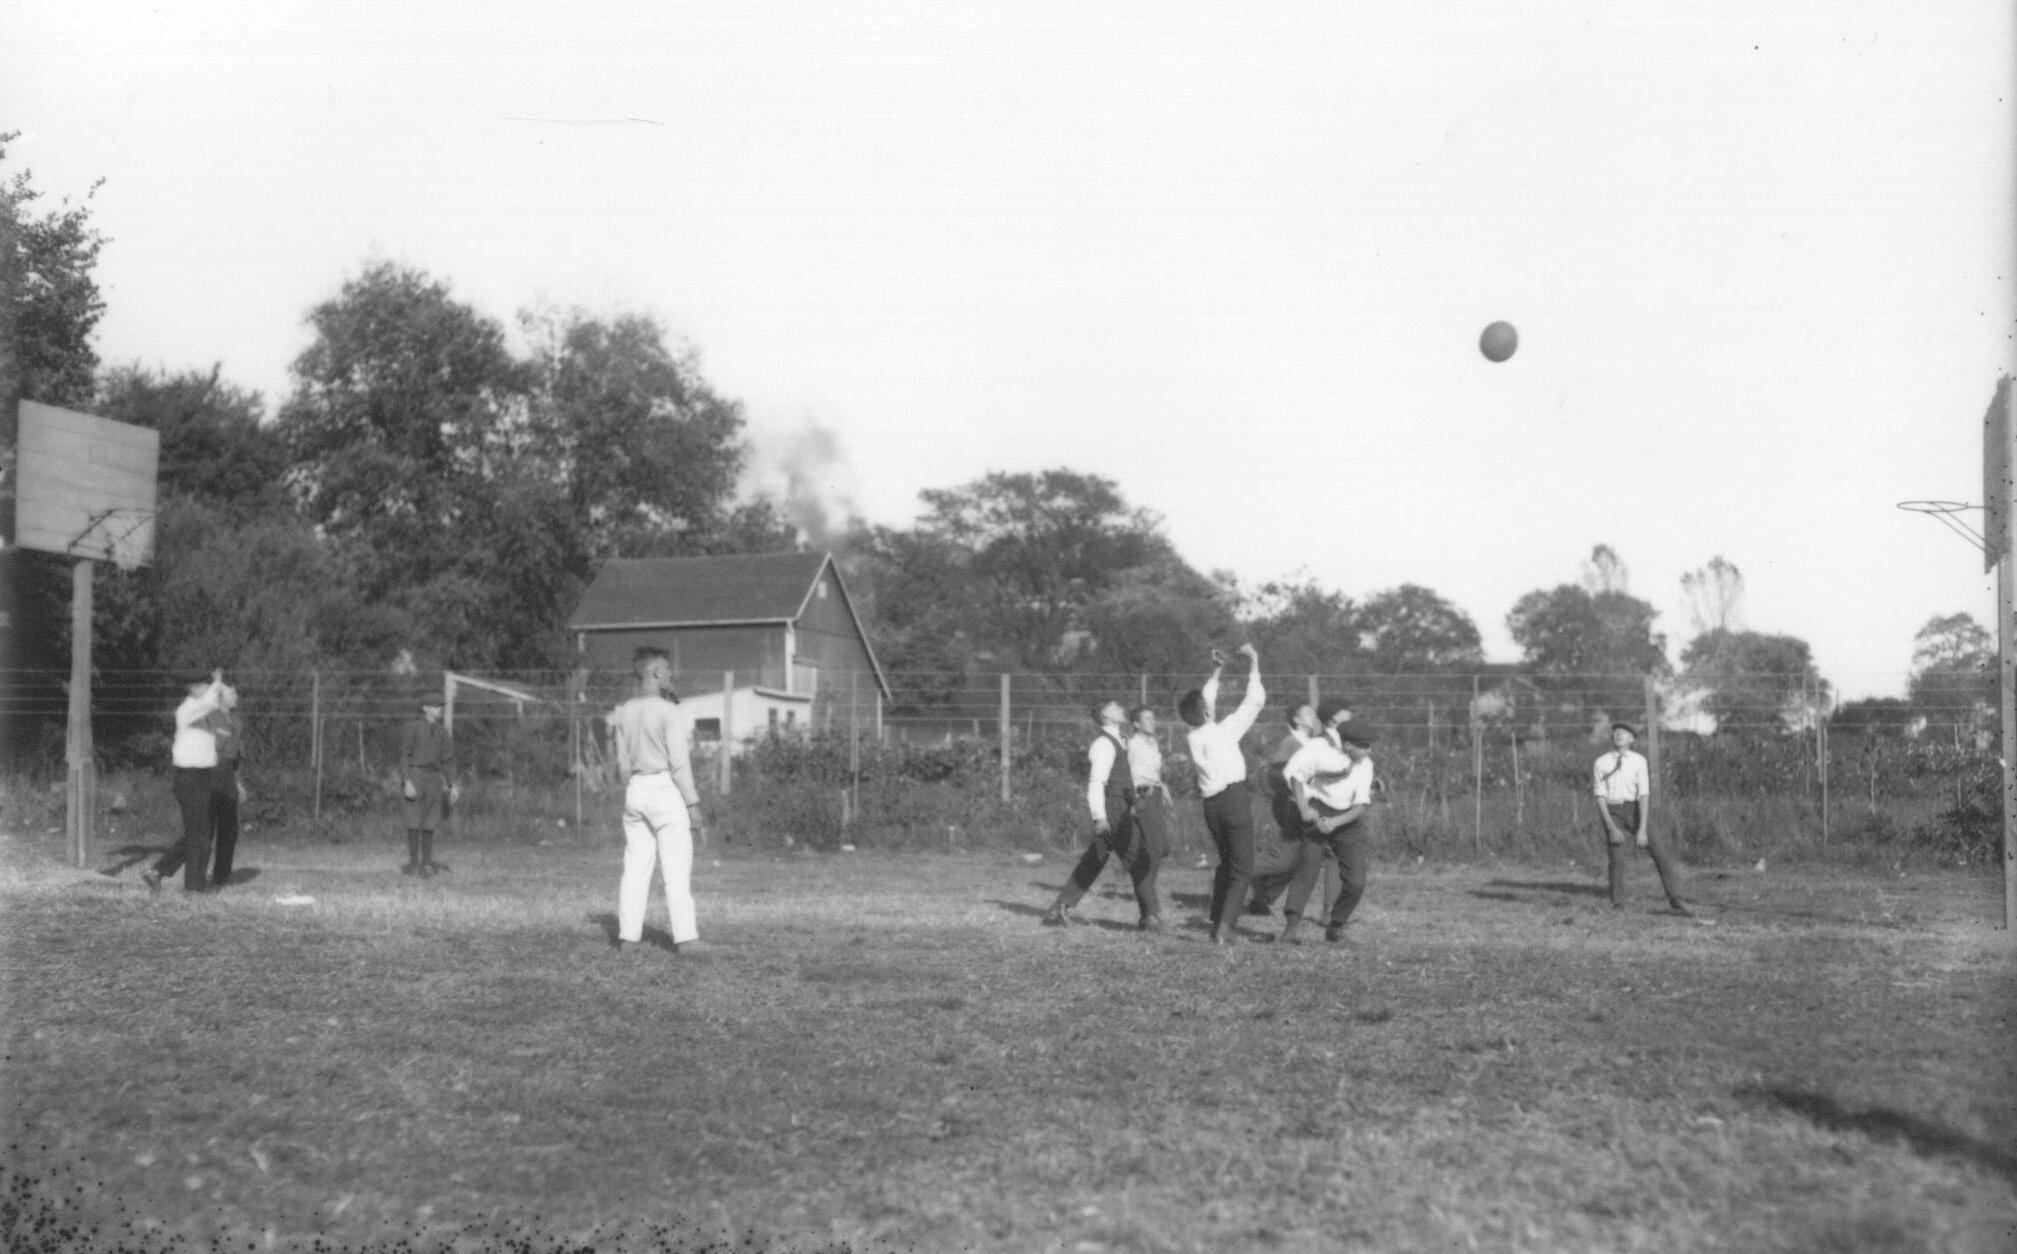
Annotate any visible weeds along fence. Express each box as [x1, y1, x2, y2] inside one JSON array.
[[0, 667, 2000, 867]]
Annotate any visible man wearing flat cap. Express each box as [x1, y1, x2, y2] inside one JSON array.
[[1278, 710, 1378, 943], [399, 692, 459, 877], [1593, 720, 1691, 916], [1247, 697, 1347, 919]]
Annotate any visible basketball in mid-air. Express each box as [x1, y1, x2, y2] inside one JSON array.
[[1480, 321, 1518, 363]]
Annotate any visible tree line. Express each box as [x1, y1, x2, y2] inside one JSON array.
[[1, 143, 1992, 761]]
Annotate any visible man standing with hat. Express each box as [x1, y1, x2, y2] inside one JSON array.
[[1594, 721, 1692, 916], [399, 691, 459, 877], [1279, 712, 1378, 944]]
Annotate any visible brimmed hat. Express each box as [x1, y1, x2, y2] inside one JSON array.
[[1336, 723, 1377, 748], [1316, 697, 1353, 725], [1611, 720, 1639, 737]]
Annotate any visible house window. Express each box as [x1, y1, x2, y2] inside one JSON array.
[[786, 710, 798, 728], [693, 718, 721, 743], [768, 709, 780, 731]]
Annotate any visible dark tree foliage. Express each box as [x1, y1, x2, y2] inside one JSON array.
[[1357, 583, 1483, 673], [1680, 629, 1826, 734]]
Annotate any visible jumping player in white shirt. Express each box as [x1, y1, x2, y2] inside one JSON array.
[[1178, 644, 1265, 944]]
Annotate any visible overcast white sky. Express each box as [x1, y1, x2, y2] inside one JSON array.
[[7, 1, 2012, 697]]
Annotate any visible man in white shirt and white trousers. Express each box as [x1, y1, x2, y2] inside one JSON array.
[[610, 647, 707, 954], [1178, 644, 1265, 944], [1594, 721, 1692, 916]]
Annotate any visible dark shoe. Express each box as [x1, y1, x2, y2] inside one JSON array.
[[1279, 918, 1305, 946], [1138, 915, 1166, 934], [424, 862, 450, 875], [614, 940, 642, 958], [141, 869, 162, 894], [1669, 900, 1696, 918], [1209, 925, 1244, 946], [401, 864, 420, 877], [1244, 899, 1273, 916], [1041, 908, 1069, 927], [1323, 924, 1345, 943]]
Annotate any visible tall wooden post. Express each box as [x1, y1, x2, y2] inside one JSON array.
[[65, 558, 95, 868], [999, 674, 1012, 805], [571, 686, 583, 839], [1306, 674, 1319, 711], [1644, 676, 1662, 836], [2001, 497, 2017, 929], [1471, 674, 1482, 851], [850, 672, 861, 824], [719, 671, 734, 797], [311, 669, 323, 820]]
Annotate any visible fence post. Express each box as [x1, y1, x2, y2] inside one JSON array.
[[1511, 729, 1522, 828], [1140, 673, 1148, 708], [1819, 709, 1830, 846], [999, 674, 1012, 805], [719, 671, 734, 798], [850, 672, 861, 824], [1471, 675, 1482, 852], [571, 683, 583, 840], [311, 669, 323, 821], [1307, 674, 1319, 711], [1644, 676, 1661, 838]]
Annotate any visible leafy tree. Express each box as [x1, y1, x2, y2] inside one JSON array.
[[846, 469, 1222, 701], [1356, 584, 1483, 673], [97, 365, 288, 521], [1237, 577, 1363, 673], [519, 306, 759, 563], [1507, 554, 1667, 714], [1679, 628, 1826, 733], [1681, 556, 1745, 634], [1907, 612, 1995, 746], [0, 134, 108, 422]]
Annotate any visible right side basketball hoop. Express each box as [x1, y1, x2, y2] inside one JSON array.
[[1986, 376, 2014, 930]]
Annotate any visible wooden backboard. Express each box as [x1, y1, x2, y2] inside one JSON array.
[[14, 401, 159, 568]]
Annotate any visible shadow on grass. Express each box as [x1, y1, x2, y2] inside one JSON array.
[[1738, 1083, 2017, 1184], [217, 868, 263, 887], [986, 899, 1158, 935], [97, 842, 173, 877], [1481, 879, 1609, 898], [583, 910, 678, 951]]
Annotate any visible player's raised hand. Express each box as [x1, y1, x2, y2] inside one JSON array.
[[1237, 643, 1258, 662]]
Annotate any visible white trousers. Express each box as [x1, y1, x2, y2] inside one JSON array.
[[617, 775, 697, 944]]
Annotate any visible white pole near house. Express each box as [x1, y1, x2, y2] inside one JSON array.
[[999, 674, 1011, 805], [850, 672, 861, 824], [719, 671, 734, 798], [65, 558, 95, 869]]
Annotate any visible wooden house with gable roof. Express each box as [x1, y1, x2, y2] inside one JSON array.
[[567, 552, 889, 746]]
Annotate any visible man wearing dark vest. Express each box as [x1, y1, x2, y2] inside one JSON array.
[[399, 694, 459, 877], [205, 682, 248, 887], [1042, 699, 1161, 930]]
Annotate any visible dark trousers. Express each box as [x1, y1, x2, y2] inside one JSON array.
[[155, 767, 215, 891], [1202, 782, 1256, 931], [1286, 808, 1373, 928], [209, 765, 240, 885], [1061, 791, 1162, 921], [1250, 789, 1326, 911], [1602, 802, 1686, 906]]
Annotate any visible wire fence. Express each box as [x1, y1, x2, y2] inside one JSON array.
[[2, 666, 1999, 869]]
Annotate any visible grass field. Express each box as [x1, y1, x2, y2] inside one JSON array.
[[3, 827, 2014, 1254]]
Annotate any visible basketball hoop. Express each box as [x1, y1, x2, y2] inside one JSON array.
[[1897, 499, 1988, 556]]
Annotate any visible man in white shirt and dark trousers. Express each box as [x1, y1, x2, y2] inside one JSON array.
[[1179, 644, 1265, 944], [611, 647, 707, 955], [1280, 716, 1377, 944], [143, 669, 227, 894], [1042, 699, 1162, 931], [1594, 721, 1692, 916]]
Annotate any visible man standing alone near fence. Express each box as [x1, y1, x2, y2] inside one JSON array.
[[611, 647, 705, 955], [1593, 721, 1693, 917], [1179, 644, 1265, 944], [1042, 699, 1161, 930], [399, 695, 458, 878]]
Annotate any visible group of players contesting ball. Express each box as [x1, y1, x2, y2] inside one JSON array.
[[140, 643, 1694, 951]]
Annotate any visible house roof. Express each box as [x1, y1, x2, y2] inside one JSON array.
[[568, 551, 832, 629], [568, 551, 892, 698]]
